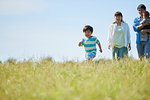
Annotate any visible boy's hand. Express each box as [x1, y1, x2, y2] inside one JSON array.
[[78, 42, 82, 47], [140, 21, 143, 24], [99, 49, 102, 53], [138, 25, 143, 29]]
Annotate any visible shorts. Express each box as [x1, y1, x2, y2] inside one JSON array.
[[86, 52, 96, 60]]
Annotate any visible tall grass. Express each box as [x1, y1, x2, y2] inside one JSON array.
[[0, 58, 150, 100]]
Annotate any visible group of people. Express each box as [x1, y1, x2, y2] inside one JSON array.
[[78, 4, 150, 61]]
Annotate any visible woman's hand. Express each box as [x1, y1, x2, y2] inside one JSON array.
[[128, 43, 131, 51], [108, 44, 111, 49]]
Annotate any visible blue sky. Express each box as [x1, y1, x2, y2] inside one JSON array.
[[0, 0, 150, 62]]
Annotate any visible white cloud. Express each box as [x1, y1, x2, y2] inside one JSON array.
[[0, 0, 49, 15]]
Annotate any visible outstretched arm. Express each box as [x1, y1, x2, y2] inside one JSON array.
[[78, 39, 84, 47], [78, 42, 82, 47]]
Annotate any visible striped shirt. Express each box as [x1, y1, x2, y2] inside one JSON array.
[[81, 36, 100, 56]]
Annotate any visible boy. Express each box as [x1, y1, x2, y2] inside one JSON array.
[[78, 25, 102, 61], [140, 11, 150, 28], [139, 11, 150, 41]]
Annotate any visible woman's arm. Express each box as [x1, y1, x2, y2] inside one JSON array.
[[128, 43, 131, 51], [127, 24, 131, 51], [108, 24, 113, 49]]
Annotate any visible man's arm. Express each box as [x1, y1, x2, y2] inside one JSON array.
[[133, 18, 141, 32], [141, 29, 150, 34]]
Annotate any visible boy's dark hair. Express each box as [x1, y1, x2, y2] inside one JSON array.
[[137, 4, 146, 10], [145, 11, 149, 18], [83, 25, 93, 33]]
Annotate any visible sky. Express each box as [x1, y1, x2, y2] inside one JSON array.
[[0, 0, 150, 62]]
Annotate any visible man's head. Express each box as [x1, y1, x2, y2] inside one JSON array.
[[137, 4, 146, 17]]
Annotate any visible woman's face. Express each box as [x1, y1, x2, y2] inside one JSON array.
[[115, 15, 122, 22]]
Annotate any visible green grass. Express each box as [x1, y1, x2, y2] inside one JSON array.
[[0, 58, 150, 100]]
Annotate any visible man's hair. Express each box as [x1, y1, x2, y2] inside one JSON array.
[[145, 11, 149, 18], [137, 4, 146, 10], [83, 25, 93, 33]]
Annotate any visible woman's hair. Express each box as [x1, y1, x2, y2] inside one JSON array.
[[113, 11, 124, 24], [137, 4, 146, 10], [83, 25, 93, 33]]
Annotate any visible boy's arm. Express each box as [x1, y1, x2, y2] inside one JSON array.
[[78, 42, 82, 46], [97, 42, 102, 53], [138, 20, 146, 29], [78, 39, 84, 47], [96, 38, 102, 53], [142, 20, 150, 26]]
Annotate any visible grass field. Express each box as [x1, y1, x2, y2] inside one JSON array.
[[0, 58, 150, 100]]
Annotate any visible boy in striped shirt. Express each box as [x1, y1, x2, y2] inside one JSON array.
[[78, 25, 102, 61]]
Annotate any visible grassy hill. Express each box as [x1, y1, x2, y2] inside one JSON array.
[[0, 58, 150, 100]]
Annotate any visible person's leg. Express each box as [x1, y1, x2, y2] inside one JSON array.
[[119, 47, 128, 59], [116, 47, 120, 60], [137, 43, 144, 60], [145, 42, 150, 60], [87, 52, 95, 62], [113, 47, 120, 60], [112, 47, 116, 60]]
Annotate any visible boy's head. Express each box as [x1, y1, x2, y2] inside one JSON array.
[[83, 25, 93, 38], [143, 11, 149, 19]]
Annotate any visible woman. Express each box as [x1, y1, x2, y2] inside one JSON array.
[[108, 11, 131, 60]]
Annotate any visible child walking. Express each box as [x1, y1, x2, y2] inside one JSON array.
[[78, 25, 102, 61]]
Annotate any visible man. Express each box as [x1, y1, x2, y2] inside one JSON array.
[[133, 4, 150, 60]]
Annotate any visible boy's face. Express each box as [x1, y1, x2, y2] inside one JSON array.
[[84, 30, 92, 38], [143, 12, 148, 19]]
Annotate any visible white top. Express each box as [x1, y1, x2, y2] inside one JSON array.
[[114, 25, 125, 48], [108, 22, 131, 48]]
